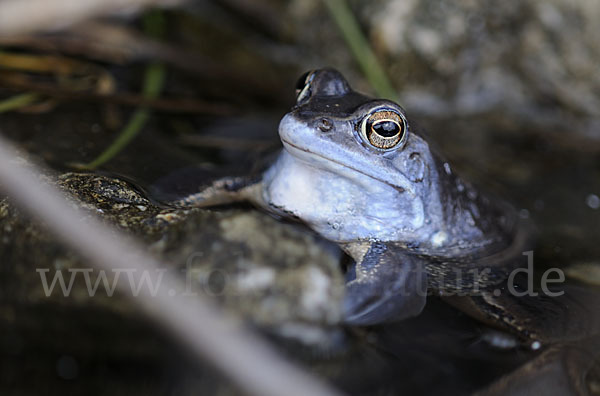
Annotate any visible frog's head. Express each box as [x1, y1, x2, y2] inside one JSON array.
[[277, 69, 443, 242], [281, 69, 434, 192]]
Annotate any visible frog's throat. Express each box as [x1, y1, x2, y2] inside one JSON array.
[[280, 139, 416, 197]]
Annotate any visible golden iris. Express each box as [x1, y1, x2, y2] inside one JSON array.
[[362, 110, 405, 149]]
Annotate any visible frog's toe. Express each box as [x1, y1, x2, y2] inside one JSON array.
[[343, 264, 427, 326]]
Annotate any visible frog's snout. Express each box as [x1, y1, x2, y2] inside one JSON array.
[[278, 113, 303, 147]]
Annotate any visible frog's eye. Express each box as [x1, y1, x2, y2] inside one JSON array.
[[361, 110, 406, 150], [295, 70, 314, 104]]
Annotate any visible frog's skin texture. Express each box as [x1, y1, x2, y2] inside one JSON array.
[[175, 69, 530, 325]]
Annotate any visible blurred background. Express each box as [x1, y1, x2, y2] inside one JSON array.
[[1, 0, 600, 395]]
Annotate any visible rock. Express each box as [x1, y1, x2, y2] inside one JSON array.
[[0, 171, 344, 347], [289, 0, 600, 137]]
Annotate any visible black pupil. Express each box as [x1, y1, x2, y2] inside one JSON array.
[[295, 71, 311, 92], [373, 121, 400, 137]]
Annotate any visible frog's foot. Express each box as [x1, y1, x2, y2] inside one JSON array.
[[343, 243, 427, 326], [449, 282, 600, 395], [476, 336, 600, 396]]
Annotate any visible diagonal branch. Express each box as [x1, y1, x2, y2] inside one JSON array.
[[0, 135, 344, 396]]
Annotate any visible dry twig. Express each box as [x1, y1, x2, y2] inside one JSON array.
[[0, 136, 344, 396], [0, 0, 184, 36]]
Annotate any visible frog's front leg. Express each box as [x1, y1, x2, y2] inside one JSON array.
[[343, 242, 428, 325], [170, 175, 265, 208]]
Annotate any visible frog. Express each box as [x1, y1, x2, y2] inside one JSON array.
[[171, 69, 600, 394], [173, 68, 532, 326]]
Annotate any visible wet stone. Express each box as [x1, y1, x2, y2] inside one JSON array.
[[0, 171, 344, 348]]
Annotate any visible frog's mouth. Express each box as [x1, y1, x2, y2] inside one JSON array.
[[281, 139, 412, 195]]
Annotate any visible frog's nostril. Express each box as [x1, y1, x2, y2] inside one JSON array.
[[318, 118, 333, 133]]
